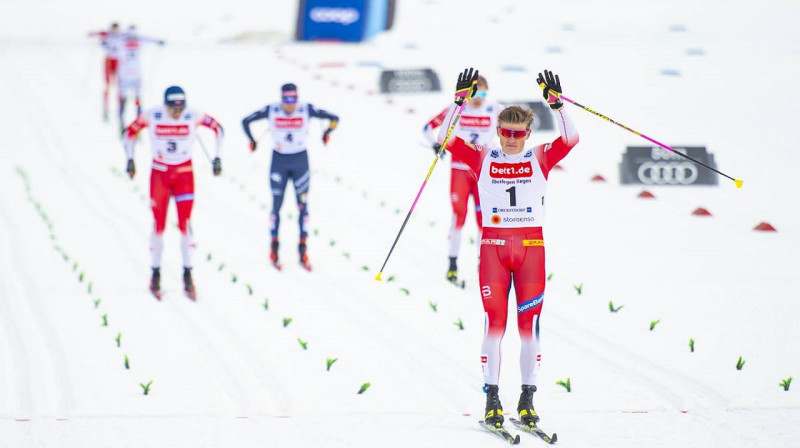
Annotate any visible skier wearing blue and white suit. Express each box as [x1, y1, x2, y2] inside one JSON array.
[[242, 83, 339, 271]]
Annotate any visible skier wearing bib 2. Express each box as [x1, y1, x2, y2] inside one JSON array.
[[123, 86, 224, 300], [423, 75, 500, 286], [445, 68, 579, 431], [241, 83, 339, 271]]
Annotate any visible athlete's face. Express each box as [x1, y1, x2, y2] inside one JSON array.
[[497, 121, 531, 155], [167, 105, 185, 119], [468, 88, 487, 108]]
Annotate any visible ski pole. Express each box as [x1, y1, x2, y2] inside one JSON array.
[[375, 79, 476, 282], [195, 134, 213, 164], [542, 85, 743, 188]]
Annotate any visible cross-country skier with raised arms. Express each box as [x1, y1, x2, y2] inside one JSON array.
[[423, 74, 500, 286], [444, 68, 579, 435], [241, 83, 339, 271], [123, 86, 224, 300]]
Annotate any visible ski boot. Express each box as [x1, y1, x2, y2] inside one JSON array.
[[517, 385, 539, 426], [183, 267, 197, 300], [447, 257, 458, 283], [270, 239, 283, 270], [298, 238, 312, 271], [484, 384, 504, 428], [149, 267, 162, 300]]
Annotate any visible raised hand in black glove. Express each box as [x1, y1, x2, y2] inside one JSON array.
[[537, 69, 563, 110], [212, 157, 222, 176], [126, 159, 136, 179], [454, 67, 479, 106]]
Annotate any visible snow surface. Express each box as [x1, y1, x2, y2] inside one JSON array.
[[1, 0, 799, 447]]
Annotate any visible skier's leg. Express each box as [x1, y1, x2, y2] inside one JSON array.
[[292, 152, 310, 241], [174, 163, 195, 269], [448, 169, 471, 280], [149, 166, 170, 269], [269, 153, 290, 240], [513, 229, 546, 387], [479, 230, 513, 386]]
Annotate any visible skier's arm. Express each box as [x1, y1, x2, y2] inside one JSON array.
[[445, 137, 482, 173], [197, 113, 224, 159], [423, 106, 449, 147], [123, 115, 149, 160], [535, 109, 579, 177], [309, 105, 339, 145], [241, 107, 270, 146]]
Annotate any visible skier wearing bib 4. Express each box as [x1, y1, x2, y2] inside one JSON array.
[[123, 86, 224, 300], [241, 83, 339, 271], [445, 68, 579, 430], [423, 75, 500, 285]]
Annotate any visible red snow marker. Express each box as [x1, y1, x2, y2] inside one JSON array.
[[591, 174, 606, 182], [638, 190, 656, 199], [754, 222, 777, 232], [691, 207, 712, 216]]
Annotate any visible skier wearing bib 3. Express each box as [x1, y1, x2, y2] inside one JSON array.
[[445, 68, 579, 430], [422, 75, 500, 286], [123, 86, 224, 300], [241, 83, 339, 271]]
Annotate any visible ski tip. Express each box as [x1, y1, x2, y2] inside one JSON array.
[[734, 179, 743, 189], [514, 435, 521, 444], [551, 433, 557, 444]]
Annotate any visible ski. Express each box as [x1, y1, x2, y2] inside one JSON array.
[[449, 278, 466, 289], [299, 261, 313, 272], [150, 288, 163, 301], [184, 288, 197, 301], [509, 418, 557, 444], [271, 260, 283, 271], [478, 421, 520, 445]]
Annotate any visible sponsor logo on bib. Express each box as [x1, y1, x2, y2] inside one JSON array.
[[459, 116, 491, 128], [155, 124, 190, 137], [490, 161, 533, 179], [275, 117, 304, 129]]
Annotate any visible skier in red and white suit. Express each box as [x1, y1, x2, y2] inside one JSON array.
[[423, 75, 500, 284], [117, 26, 165, 132], [123, 86, 223, 299], [88, 22, 124, 121], [445, 69, 578, 429]]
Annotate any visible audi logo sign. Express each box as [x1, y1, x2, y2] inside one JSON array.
[[379, 68, 441, 94], [620, 146, 719, 186]]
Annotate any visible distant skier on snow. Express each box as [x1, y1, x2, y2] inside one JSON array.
[[422, 74, 500, 286], [122, 85, 224, 300], [241, 83, 339, 271], [87, 22, 124, 122], [116, 25, 165, 134], [444, 68, 579, 432]]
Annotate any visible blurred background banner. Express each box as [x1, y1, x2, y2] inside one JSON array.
[[620, 146, 719, 186], [295, 0, 396, 42]]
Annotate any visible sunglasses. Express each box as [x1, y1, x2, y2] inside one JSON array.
[[497, 127, 530, 139], [473, 90, 487, 99]]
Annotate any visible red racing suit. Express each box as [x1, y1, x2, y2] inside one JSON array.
[[446, 109, 578, 386], [124, 105, 223, 269]]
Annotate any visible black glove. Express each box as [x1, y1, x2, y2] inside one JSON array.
[[212, 157, 221, 176], [454, 67, 479, 106], [126, 159, 135, 178], [432, 142, 445, 158], [537, 69, 563, 110]]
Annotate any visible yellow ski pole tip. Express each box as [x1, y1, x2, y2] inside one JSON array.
[[734, 179, 744, 189], [374, 272, 383, 282]]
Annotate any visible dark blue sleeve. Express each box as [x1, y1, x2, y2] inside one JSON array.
[[308, 104, 339, 122], [242, 106, 270, 142]]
